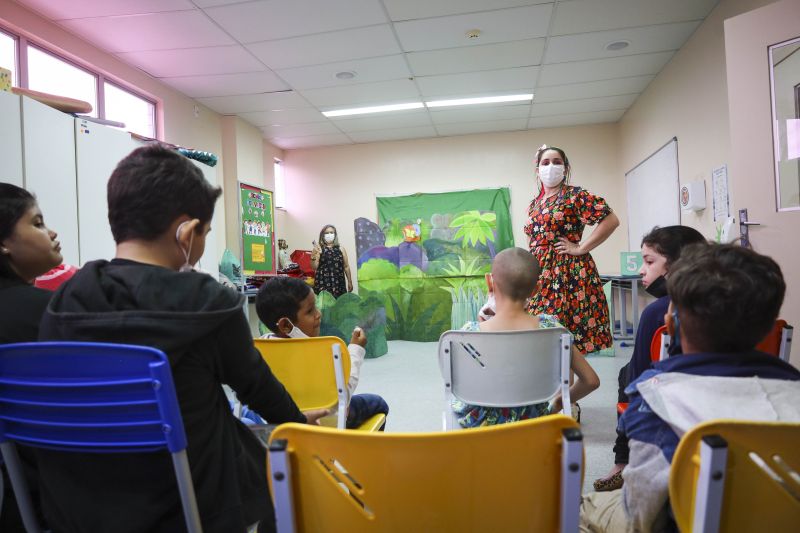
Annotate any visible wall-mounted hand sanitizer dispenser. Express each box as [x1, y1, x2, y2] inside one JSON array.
[[680, 181, 706, 212]]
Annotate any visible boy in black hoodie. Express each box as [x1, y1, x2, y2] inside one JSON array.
[[38, 144, 326, 533]]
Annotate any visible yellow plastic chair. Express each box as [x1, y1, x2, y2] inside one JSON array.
[[267, 415, 584, 533], [669, 420, 800, 533], [254, 337, 385, 432]]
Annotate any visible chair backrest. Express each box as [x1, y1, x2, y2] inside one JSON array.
[[0, 341, 202, 532], [755, 320, 793, 362], [649, 324, 670, 362], [669, 419, 800, 533], [439, 328, 571, 408], [267, 415, 584, 533], [254, 337, 351, 427]]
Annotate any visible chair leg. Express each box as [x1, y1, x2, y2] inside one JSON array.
[[693, 435, 728, 533], [0, 442, 42, 533], [171, 450, 203, 533], [268, 439, 297, 533], [559, 428, 583, 533]]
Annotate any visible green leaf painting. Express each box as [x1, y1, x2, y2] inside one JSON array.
[[353, 188, 513, 342]]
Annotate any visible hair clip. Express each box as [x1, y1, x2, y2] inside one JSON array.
[[538, 144, 548, 151]]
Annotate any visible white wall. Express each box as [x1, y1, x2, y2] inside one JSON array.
[[281, 124, 627, 278], [619, 0, 777, 240]]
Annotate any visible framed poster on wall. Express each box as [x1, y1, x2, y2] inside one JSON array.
[[239, 182, 276, 275]]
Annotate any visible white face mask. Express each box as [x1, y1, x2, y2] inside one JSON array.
[[175, 221, 195, 273], [539, 164, 565, 187], [285, 320, 308, 339], [324, 233, 336, 244], [478, 293, 497, 321]]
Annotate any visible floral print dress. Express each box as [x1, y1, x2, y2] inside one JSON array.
[[452, 315, 562, 428], [524, 185, 613, 354], [314, 246, 347, 298]]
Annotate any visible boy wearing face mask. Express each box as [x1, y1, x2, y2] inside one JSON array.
[[256, 276, 389, 430], [38, 144, 326, 533], [594, 226, 707, 492]]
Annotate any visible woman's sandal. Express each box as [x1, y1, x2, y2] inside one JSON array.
[[593, 470, 624, 492]]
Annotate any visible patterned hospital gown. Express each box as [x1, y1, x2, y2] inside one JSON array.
[[524, 185, 613, 354], [451, 315, 562, 428]]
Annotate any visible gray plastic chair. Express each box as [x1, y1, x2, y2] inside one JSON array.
[[438, 328, 573, 430]]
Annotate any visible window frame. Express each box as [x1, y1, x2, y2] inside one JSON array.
[[1, 24, 158, 137]]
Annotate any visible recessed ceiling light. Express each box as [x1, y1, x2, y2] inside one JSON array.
[[335, 71, 356, 80], [322, 102, 425, 118], [426, 94, 533, 108], [605, 40, 630, 51]]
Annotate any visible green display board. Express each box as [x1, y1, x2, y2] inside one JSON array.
[[355, 188, 513, 341], [240, 182, 276, 275]]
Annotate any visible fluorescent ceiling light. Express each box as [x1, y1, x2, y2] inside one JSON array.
[[426, 94, 533, 108], [323, 102, 424, 117]]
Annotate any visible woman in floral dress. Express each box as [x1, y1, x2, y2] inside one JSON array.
[[311, 224, 352, 298], [524, 145, 619, 354]]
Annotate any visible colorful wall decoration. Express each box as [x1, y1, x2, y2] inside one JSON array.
[[239, 182, 276, 275], [355, 188, 513, 342]]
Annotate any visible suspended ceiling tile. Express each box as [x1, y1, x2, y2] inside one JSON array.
[[247, 25, 401, 70], [260, 122, 340, 138], [417, 67, 538, 98], [276, 55, 411, 90], [348, 126, 438, 143], [269, 133, 353, 149], [331, 111, 432, 133], [239, 108, 327, 126], [408, 38, 545, 77], [118, 46, 265, 77], [15, 0, 193, 19], [534, 75, 654, 103], [530, 94, 637, 117], [436, 118, 528, 136], [394, 4, 553, 52], [300, 79, 420, 108], [383, 0, 550, 21], [196, 91, 309, 114], [528, 109, 626, 129], [551, 0, 719, 36], [204, 0, 388, 43], [544, 21, 700, 64], [538, 52, 673, 86], [59, 11, 235, 53], [160, 71, 290, 98], [430, 103, 531, 125]]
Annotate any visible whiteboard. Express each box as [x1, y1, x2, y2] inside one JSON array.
[[625, 138, 680, 250], [22, 96, 80, 266], [75, 118, 141, 266]]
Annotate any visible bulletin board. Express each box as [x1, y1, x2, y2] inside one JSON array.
[[239, 182, 276, 275]]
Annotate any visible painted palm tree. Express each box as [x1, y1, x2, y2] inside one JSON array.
[[440, 257, 489, 329], [450, 210, 498, 258]]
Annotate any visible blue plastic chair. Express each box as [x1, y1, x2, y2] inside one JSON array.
[[0, 342, 203, 533]]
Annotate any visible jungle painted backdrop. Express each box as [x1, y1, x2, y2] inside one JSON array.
[[355, 188, 513, 341]]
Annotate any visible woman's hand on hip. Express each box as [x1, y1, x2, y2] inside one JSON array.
[[555, 237, 585, 256]]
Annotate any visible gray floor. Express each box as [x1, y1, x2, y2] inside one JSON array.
[[357, 339, 631, 493]]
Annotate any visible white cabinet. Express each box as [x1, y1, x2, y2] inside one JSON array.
[[22, 96, 79, 266], [75, 118, 141, 265], [0, 90, 23, 187]]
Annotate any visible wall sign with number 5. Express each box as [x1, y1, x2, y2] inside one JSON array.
[[620, 251, 643, 276]]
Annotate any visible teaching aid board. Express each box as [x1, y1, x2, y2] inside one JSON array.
[[239, 182, 276, 275], [625, 137, 680, 250]]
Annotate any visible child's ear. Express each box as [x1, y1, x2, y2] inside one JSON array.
[[276, 317, 293, 337], [176, 218, 201, 246], [485, 273, 494, 294], [665, 304, 675, 337]]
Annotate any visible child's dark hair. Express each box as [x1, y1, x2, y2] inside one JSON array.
[[107, 144, 222, 243], [0, 183, 37, 278], [667, 243, 785, 353], [256, 277, 313, 333], [641, 225, 707, 267]]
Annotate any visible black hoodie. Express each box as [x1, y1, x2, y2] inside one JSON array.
[[38, 259, 305, 533]]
